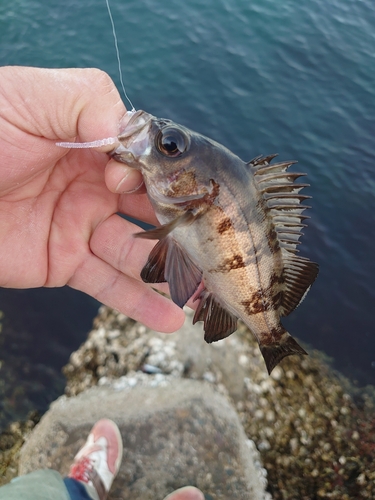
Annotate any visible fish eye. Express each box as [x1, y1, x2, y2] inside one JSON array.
[[156, 127, 189, 157]]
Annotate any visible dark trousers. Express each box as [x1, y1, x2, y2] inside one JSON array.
[[63, 478, 93, 500]]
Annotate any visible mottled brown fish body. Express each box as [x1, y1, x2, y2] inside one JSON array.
[[111, 110, 318, 374], [172, 163, 304, 373]]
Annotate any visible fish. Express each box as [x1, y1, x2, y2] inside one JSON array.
[[109, 109, 319, 374]]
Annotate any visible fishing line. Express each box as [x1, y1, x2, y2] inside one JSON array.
[[57, 0, 136, 148], [105, 0, 136, 112]]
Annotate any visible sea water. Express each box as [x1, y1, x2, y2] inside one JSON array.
[[0, 0, 374, 425]]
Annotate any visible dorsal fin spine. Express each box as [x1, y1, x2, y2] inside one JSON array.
[[250, 154, 318, 314]]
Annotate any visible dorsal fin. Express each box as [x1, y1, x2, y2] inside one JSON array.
[[249, 154, 319, 313], [249, 154, 312, 255], [280, 256, 319, 316]]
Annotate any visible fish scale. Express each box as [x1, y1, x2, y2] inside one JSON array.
[[110, 109, 319, 374]]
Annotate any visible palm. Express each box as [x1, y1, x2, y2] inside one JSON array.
[[49, 150, 119, 285], [0, 141, 105, 285]]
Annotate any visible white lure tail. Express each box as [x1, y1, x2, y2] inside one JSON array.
[[56, 110, 138, 149], [56, 137, 119, 149]]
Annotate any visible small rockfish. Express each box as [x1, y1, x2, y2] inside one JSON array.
[[111, 110, 319, 374]]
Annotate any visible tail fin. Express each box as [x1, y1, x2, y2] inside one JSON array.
[[260, 333, 307, 375]]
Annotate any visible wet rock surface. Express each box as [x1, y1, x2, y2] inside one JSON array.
[[62, 306, 375, 499], [19, 380, 269, 500], [0, 411, 40, 487], [2, 305, 375, 499]]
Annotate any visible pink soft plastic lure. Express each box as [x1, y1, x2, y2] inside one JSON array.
[[56, 110, 136, 150], [56, 136, 119, 149]]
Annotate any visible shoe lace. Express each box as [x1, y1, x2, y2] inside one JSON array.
[[69, 456, 93, 484]]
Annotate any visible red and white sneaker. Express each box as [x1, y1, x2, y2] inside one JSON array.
[[68, 419, 123, 500]]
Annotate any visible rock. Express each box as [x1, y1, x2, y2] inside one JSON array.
[[0, 411, 40, 487], [61, 306, 375, 499], [63, 307, 259, 405], [19, 378, 270, 500]]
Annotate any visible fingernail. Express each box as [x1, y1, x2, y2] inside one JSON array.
[[115, 168, 143, 193], [123, 180, 144, 194]]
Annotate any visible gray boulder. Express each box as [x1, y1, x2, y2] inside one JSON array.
[[19, 378, 270, 500]]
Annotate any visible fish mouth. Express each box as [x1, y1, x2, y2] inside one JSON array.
[[118, 109, 154, 138], [110, 109, 154, 164]]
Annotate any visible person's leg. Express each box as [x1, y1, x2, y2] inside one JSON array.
[[64, 419, 204, 500], [0, 469, 70, 500], [63, 477, 93, 500], [0, 418, 204, 500]]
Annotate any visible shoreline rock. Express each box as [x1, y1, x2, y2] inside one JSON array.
[[19, 379, 270, 500], [62, 306, 375, 499], [1, 305, 375, 498]]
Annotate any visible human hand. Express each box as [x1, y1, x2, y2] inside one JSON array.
[[0, 66, 185, 332]]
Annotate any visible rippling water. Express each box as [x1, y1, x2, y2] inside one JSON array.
[[0, 0, 375, 424]]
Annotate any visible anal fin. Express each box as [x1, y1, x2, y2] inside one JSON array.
[[193, 291, 238, 342], [260, 330, 307, 374]]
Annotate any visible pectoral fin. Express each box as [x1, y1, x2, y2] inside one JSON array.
[[140, 235, 202, 308], [193, 291, 238, 342], [140, 239, 168, 283], [134, 211, 196, 240], [165, 240, 202, 308]]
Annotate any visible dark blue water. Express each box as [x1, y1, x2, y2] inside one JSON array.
[[0, 0, 375, 424]]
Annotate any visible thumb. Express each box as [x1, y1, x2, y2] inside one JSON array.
[[0, 66, 126, 142]]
